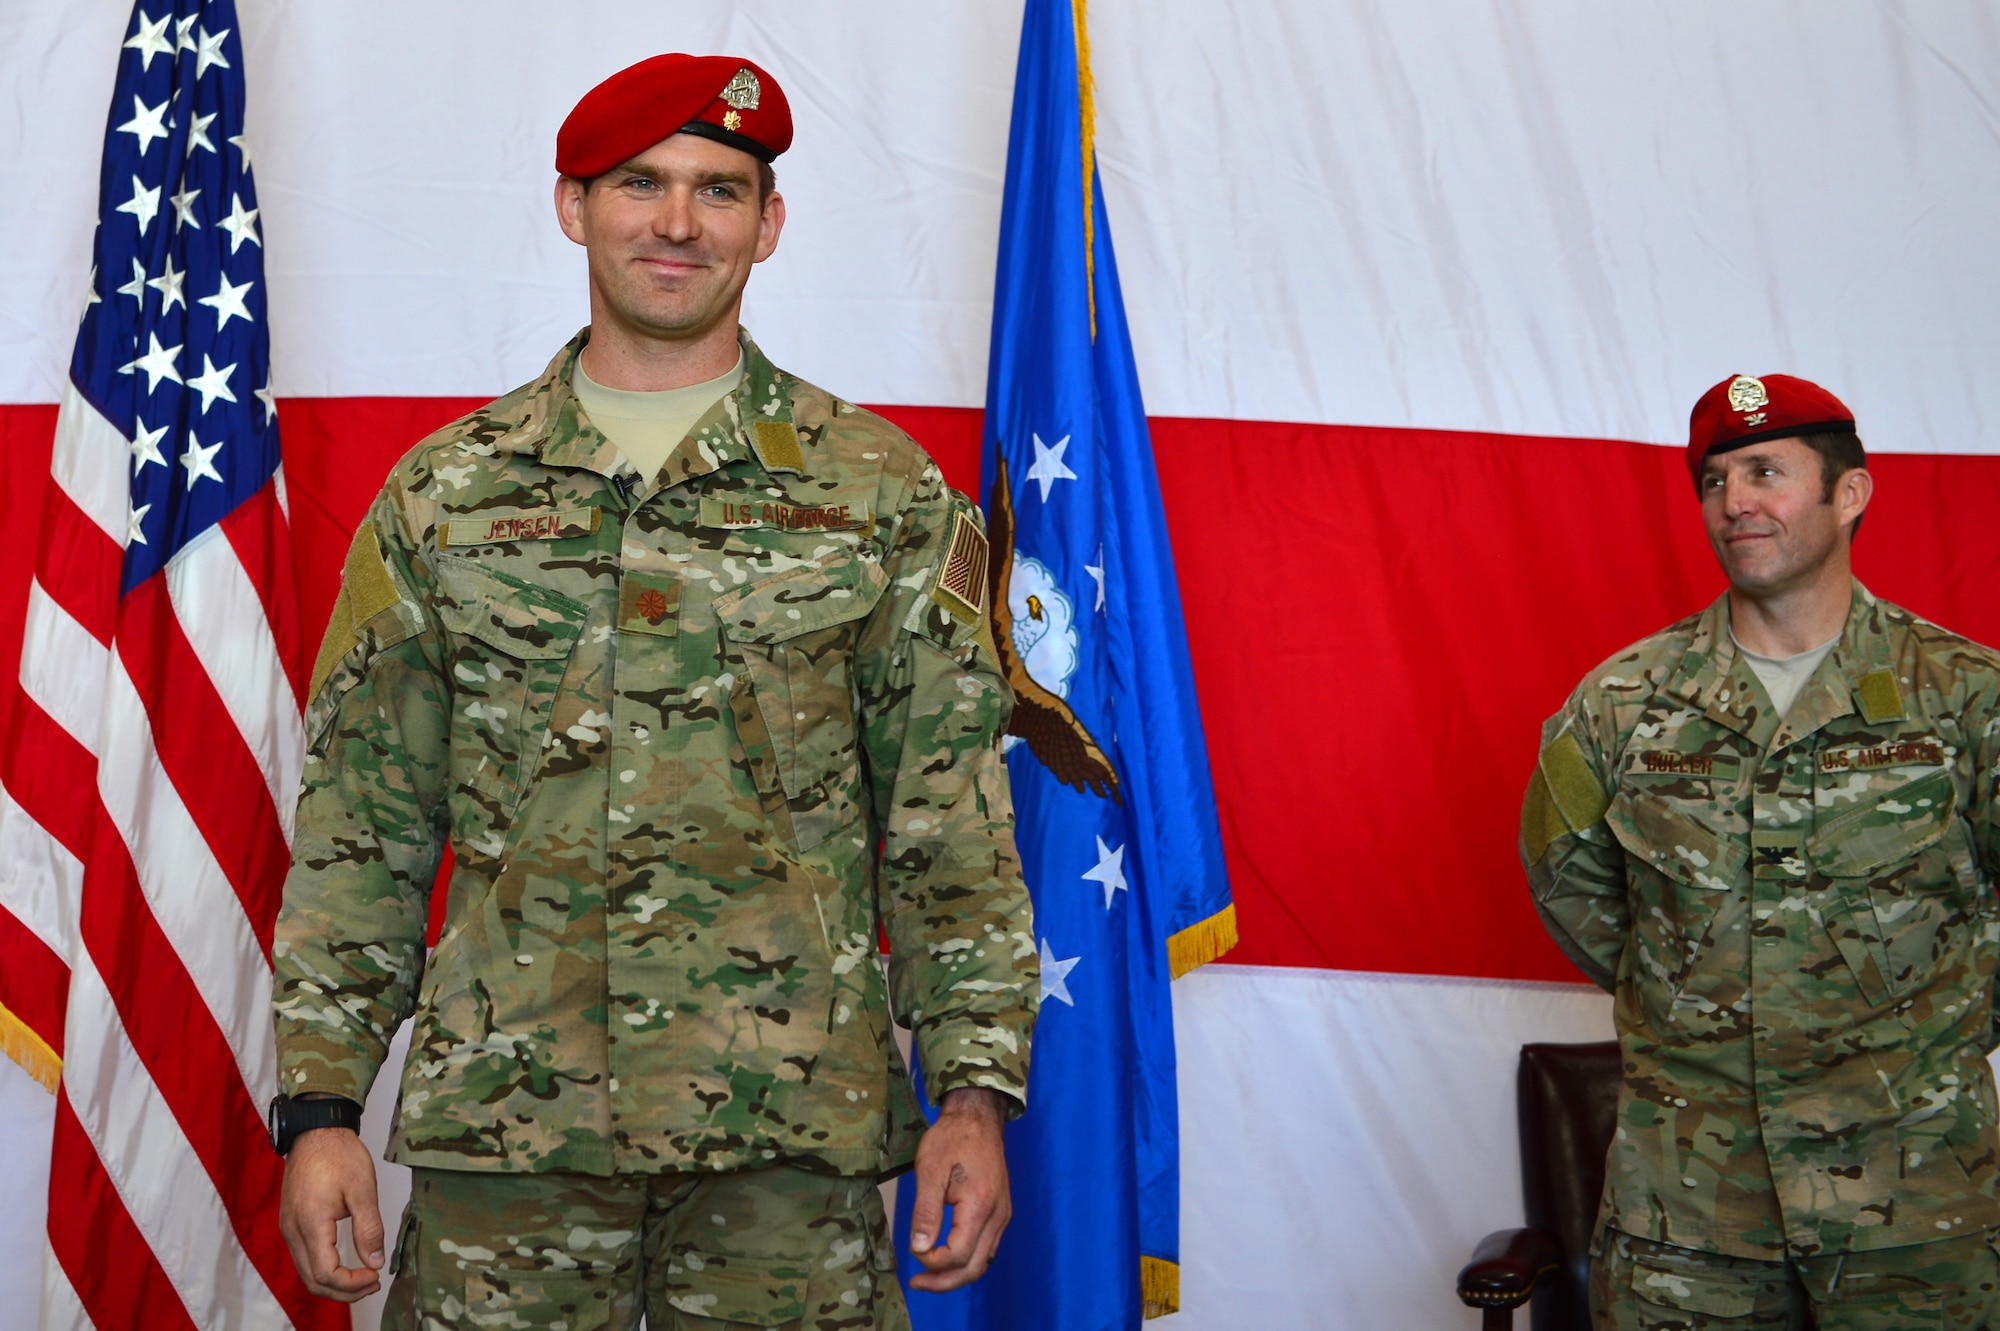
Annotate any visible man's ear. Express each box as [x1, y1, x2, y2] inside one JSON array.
[[753, 190, 785, 264], [1837, 466, 1873, 531], [554, 175, 589, 247]]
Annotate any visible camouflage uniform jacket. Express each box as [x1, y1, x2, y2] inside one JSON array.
[[1523, 583, 2000, 1258], [273, 330, 1037, 1177]]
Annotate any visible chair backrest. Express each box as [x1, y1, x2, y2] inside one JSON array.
[[1517, 1040, 1622, 1331]]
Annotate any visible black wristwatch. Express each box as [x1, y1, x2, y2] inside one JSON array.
[[268, 1093, 363, 1155]]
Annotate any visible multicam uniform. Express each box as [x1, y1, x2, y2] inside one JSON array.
[[273, 331, 1037, 1328], [1523, 584, 2000, 1329]]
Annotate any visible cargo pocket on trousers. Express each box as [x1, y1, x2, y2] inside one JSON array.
[[1630, 1255, 1760, 1322], [455, 1267, 620, 1330], [658, 1252, 807, 1327]]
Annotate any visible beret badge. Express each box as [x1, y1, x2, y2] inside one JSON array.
[[1727, 374, 1769, 425]]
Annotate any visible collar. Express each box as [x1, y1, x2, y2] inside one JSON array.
[[1666, 579, 1902, 751], [496, 328, 807, 491]]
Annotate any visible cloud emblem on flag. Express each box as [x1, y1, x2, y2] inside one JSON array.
[[1006, 553, 1077, 699]]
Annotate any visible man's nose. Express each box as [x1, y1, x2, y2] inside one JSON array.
[[654, 189, 699, 243]]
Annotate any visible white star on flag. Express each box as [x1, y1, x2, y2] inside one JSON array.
[[169, 184, 201, 229], [130, 419, 168, 472], [1039, 938, 1081, 1007], [147, 256, 186, 312], [255, 379, 277, 423], [194, 26, 231, 79], [228, 132, 253, 170], [116, 258, 146, 303], [119, 332, 184, 392], [117, 175, 162, 233], [124, 11, 174, 70], [115, 94, 170, 155], [186, 355, 238, 412], [1085, 545, 1106, 612], [127, 501, 152, 546], [219, 193, 260, 253], [1082, 835, 1128, 908], [186, 110, 217, 156], [1026, 432, 1078, 502], [86, 264, 101, 308], [199, 275, 253, 330], [180, 433, 224, 488], [173, 13, 197, 51]]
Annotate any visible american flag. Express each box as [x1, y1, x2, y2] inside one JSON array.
[[0, 1, 338, 1325]]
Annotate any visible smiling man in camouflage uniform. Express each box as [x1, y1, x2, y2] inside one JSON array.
[[1524, 373, 2000, 1329], [268, 54, 1037, 1329]]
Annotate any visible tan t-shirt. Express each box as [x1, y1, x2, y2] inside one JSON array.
[[1733, 629, 1841, 720], [572, 351, 745, 482]]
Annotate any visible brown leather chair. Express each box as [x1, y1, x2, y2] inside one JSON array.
[[1457, 1040, 1622, 1331]]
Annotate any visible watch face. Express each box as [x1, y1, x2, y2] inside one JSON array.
[[268, 1095, 286, 1151]]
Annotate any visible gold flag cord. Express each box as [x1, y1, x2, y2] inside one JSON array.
[[1072, 0, 1097, 337], [1142, 1255, 1181, 1319], [1167, 901, 1239, 980], [0, 999, 60, 1093]]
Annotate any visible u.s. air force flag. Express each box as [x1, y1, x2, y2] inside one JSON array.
[[895, 0, 1236, 1325]]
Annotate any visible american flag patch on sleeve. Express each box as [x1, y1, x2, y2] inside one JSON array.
[[934, 509, 990, 624]]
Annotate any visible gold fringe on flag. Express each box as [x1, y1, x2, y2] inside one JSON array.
[[1167, 901, 1238, 980], [0, 1000, 60, 1093], [1072, 0, 1098, 337], [1141, 1255, 1181, 1318]]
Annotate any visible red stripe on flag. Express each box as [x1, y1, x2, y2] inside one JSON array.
[[30, 482, 121, 648], [0, 692, 99, 864], [0, 903, 68, 1056], [47, 1089, 200, 1331], [75, 820, 345, 1330], [114, 576, 291, 954], [222, 482, 309, 711]]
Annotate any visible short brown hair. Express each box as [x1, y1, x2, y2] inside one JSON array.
[[1796, 429, 1868, 538]]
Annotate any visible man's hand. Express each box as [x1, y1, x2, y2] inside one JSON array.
[[906, 1087, 1012, 1292], [277, 1121, 386, 1302]]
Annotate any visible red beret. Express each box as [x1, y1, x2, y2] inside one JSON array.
[[1686, 373, 1856, 482], [556, 54, 793, 177]]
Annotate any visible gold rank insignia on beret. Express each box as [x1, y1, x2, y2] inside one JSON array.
[[722, 67, 760, 130]]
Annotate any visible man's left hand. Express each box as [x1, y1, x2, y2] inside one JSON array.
[[906, 1087, 1012, 1291]]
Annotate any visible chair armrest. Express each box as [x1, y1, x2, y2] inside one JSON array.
[[1456, 1226, 1562, 1310]]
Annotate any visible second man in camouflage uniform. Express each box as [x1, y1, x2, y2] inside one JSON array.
[[269, 54, 1038, 1329], [1524, 373, 2000, 1329]]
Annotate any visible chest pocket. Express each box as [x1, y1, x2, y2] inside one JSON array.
[[1806, 767, 1984, 1004], [1604, 789, 1748, 1000], [715, 554, 887, 853], [435, 555, 586, 854]]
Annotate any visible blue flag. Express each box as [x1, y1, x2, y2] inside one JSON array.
[[895, 1, 1235, 1326]]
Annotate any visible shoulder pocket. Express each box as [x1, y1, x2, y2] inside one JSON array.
[[437, 555, 585, 660], [1806, 768, 1954, 878], [1604, 789, 1748, 891], [716, 556, 887, 853]]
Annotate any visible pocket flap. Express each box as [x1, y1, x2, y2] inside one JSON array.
[[1631, 1257, 1757, 1317], [436, 555, 586, 659], [1807, 768, 1955, 877], [715, 556, 886, 644], [1604, 790, 1747, 890], [660, 1251, 806, 1326]]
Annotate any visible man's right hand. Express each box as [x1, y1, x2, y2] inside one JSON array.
[[277, 1124, 386, 1302]]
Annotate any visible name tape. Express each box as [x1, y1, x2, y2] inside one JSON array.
[[442, 508, 600, 546]]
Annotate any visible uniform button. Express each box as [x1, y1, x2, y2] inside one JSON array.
[[516, 954, 533, 966], [1682, 1177, 1698, 1188]]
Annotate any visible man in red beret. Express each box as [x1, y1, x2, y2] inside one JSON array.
[[1521, 375, 2000, 1327], [268, 53, 1036, 1329]]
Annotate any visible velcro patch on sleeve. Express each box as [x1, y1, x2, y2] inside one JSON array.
[[697, 496, 871, 533], [344, 521, 402, 628], [1855, 668, 1907, 723], [440, 507, 600, 547], [1521, 768, 1568, 866], [933, 510, 990, 625], [306, 586, 357, 703], [1540, 731, 1610, 833], [751, 421, 805, 472]]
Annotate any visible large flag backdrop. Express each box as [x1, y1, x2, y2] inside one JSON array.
[[4, 2, 2000, 1327]]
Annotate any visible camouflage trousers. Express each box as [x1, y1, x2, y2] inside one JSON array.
[[380, 1164, 909, 1331], [1592, 1227, 2000, 1330]]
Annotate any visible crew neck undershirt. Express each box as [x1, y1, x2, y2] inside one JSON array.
[[1730, 628, 1841, 720], [571, 351, 744, 483]]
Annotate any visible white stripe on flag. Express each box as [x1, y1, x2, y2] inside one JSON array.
[[48, 383, 131, 549], [98, 656, 277, 1104], [0, 791, 81, 970], [16, 581, 109, 757], [37, 1235, 92, 1331], [60, 952, 290, 1331], [166, 526, 306, 842]]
